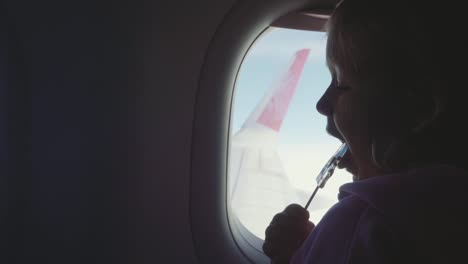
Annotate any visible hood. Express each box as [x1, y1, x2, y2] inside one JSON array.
[[338, 164, 468, 226]]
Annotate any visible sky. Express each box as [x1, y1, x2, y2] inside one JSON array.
[[232, 28, 332, 142], [230, 28, 353, 236]]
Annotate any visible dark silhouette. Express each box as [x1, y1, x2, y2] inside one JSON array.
[[263, 0, 468, 262]]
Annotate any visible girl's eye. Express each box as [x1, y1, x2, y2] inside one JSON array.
[[329, 77, 350, 91], [336, 85, 350, 91]]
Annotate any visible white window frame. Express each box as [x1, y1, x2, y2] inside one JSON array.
[[189, 1, 331, 262]]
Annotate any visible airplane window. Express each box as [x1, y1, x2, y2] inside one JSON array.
[[228, 28, 352, 240]]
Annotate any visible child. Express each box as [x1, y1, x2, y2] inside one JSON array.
[[263, 0, 468, 262]]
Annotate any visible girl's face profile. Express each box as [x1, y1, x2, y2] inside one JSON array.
[[316, 61, 383, 181]]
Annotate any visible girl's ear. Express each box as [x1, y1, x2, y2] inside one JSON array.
[[370, 88, 446, 172], [410, 92, 445, 134]]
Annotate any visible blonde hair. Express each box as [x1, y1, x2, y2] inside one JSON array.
[[326, 0, 468, 171]]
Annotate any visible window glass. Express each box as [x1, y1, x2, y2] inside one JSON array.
[[229, 28, 352, 239]]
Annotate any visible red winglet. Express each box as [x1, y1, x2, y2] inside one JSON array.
[[255, 49, 310, 131]]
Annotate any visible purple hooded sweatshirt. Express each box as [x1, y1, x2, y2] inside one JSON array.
[[291, 164, 468, 263]]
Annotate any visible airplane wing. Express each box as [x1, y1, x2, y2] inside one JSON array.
[[229, 49, 325, 238]]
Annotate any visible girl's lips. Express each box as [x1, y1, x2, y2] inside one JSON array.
[[326, 119, 345, 143]]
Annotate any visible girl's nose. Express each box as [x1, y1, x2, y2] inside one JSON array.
[[316, 87, 333, 116]]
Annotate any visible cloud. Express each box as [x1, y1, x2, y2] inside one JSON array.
[[277, 143, 352, 190]]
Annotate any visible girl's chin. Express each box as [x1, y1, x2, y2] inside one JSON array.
[[338, 150, 358, 179], [347, 164, 358, 180]]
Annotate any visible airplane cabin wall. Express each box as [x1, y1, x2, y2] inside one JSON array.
[[2, 0, 234, 262], [1, 0, 333, 263]]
